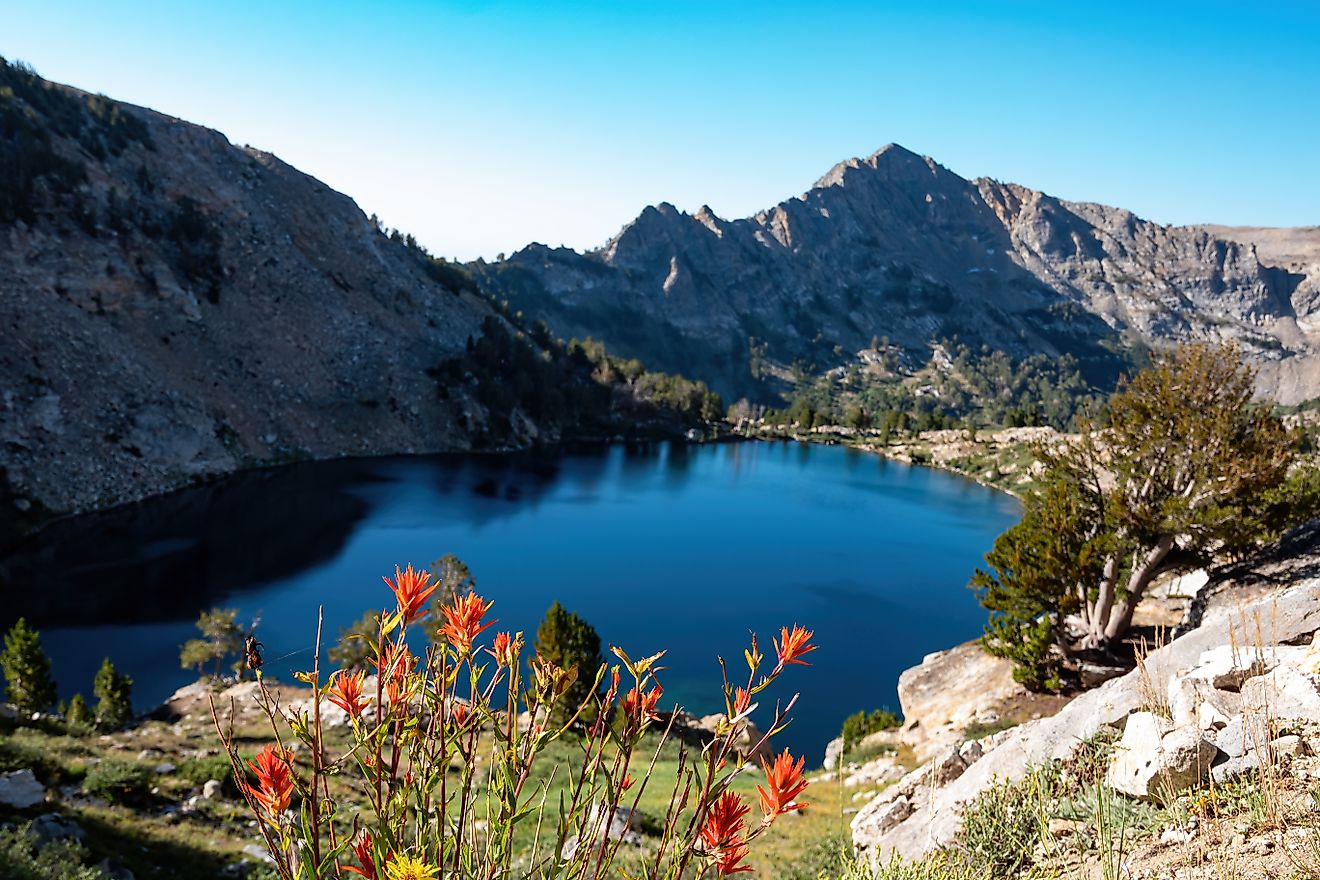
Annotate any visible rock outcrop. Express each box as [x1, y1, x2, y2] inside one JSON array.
[[851, 556, 1320, 860], [478, 145, 1320, 405]]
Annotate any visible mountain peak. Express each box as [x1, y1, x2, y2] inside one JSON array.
[[868, 143, 921, 162], [812, 143, 939, 191]]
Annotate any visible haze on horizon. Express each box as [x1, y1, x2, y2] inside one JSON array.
[[5, 0, 1318, 262]]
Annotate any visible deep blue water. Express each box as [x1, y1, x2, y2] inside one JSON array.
[[3, 441, 1019, 761]]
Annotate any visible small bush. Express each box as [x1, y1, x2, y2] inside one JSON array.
[[841, 706, 903, 751], [177, 753, 234, 789], [0, 823, 100, 880], [951, 764, 1059, 877], [83, 759, 152, 806]]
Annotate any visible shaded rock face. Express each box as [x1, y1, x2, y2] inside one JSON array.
[[0, 72, 512, 528], [477, 145, 1320, 405]]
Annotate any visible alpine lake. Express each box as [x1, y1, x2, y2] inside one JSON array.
[[3, 440, 1021, 761]]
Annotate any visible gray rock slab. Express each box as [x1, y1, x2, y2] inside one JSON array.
[[855, 579, 1320, 860]]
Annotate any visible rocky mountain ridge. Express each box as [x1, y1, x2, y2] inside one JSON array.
[[0, 63, 715, 543], [476, 145, 1320, 405]]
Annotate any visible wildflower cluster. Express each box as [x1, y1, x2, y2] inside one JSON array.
[[213, 563, 814, 879]]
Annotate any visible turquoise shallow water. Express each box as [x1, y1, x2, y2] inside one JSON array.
[[4, 440, 1020, 761]]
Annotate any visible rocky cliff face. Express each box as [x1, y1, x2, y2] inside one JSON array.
[[477, 145, 1319, 405], [0, 64, 516, 531]]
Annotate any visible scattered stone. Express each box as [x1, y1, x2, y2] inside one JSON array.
[[844, 756, 904, 788], [1272, 734, 1304, 758], [202, 779, 224, 799], [1241, 665, 1320, 719], [562, 805, 642, 860], [1160, 826, 1195, 845], [1214, 714, 1270, 759], [242, 843, 275, 864], [823, 736, 845, 770], [0, 769, 46, 809], [137, 749, 164, 761], [957, 739, 985, 766], [1047, 817, 1087, 837], [154, 762, 176, 775], [27, 813, 86, 849], [1105, 712, 1218, 799]]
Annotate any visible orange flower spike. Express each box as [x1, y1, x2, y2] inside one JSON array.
[[699, 791, 752, 875], [383, 564, 436, 625], [327, 669, 370, 718], [242, 743, 295, 817], [438, 592, 495, 654], [379, 642, 416, 707], [773, 624, 816, 668], [712, 840, 753, 876], [756, 749, 809, 817], [488, 631, 515, 666], [620, 773, 634, 793], [342, 832, 378, 880], [733, 687, 751, 716], [622, 683, 663, 725]]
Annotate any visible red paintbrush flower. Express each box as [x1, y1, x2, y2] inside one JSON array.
[[756, 748, 809, 817], [327, 668, 370, 718], [240, 743, 295, 817], [699, 791, 753, 875], [733, 687, 751, 716], [383, 564, 436, 625], [621, 683, 663, 725], [341, 831, 377, 879], [378, 642, 416, 707], [711, 839, 752, 876], [487, 630, 518, 666], [439, 592, 494, 654], [773, 624, 816, 668]]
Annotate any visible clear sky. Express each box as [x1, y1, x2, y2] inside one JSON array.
[[5, 1, 1318, 261]]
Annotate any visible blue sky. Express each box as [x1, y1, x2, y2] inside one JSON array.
[[5, 1, 1318, 261]]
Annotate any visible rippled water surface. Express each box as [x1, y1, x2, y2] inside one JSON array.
[[4, 441, 1020, 759]]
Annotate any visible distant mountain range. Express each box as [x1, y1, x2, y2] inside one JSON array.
[[474, 144, 1320, 405], [3, 60, 1318, 534]]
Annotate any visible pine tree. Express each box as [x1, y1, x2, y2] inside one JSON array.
[[65, 692, 91, 729], [329, 611, 381, 671], [534, 602, 604, 724], [0, 617, 57, 714], [179, 608, 245, 678], [975, 344, 1320, 687], [93, 657, 133, 730]]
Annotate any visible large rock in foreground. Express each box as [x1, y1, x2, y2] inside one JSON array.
[[852, 576, 1320, 860], [0, 769, 46, 808]]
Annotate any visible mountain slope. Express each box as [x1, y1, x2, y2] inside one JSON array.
[[0, 61, 713, 537], [475, 145, 1317, 405]]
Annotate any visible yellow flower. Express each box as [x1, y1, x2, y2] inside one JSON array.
[[384, 855, 438, 880]]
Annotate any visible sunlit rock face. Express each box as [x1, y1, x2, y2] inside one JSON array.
[[478, 144, 1320, 405]]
